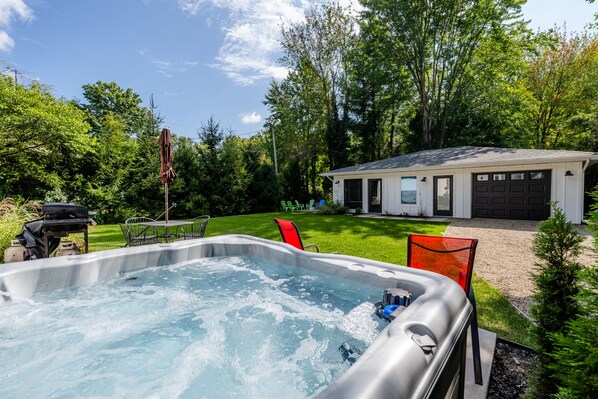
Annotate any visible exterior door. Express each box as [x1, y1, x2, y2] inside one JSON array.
[[434, 176, 453, 216], [344, 179, 363, 209], [368, 179, 382, 213]]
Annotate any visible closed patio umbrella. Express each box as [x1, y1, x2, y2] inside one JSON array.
[[158, 128, 177, 223]]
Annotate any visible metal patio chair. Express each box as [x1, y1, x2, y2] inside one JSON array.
[[407, 234, 483, 385], [176, 215, 210, 240], [120, 222, 161, 247], [274, 218, 319, 252]]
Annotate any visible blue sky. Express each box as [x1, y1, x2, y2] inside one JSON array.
[[1, 0, 596, 139]]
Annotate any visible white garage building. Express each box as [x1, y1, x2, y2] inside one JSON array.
[[321, 146, 598, 224]]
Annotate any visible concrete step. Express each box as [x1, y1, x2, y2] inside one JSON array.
[[465, 327, 497, 399]]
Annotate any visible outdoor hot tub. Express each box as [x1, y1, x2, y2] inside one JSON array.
[[0, 235, 472, 398]]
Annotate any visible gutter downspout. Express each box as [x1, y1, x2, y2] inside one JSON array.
[[581, 159, 590, 223], [326, 176, 336, 205]]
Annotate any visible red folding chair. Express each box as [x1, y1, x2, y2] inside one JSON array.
[[273, 218, 319, 252], [407, 234, 483, 385]]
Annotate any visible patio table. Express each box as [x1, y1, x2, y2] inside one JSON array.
[[139, 220, 192, 243]]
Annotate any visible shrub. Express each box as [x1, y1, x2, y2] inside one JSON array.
[[549, 188, 598, 398], [550, 266, 598, 399], [355, 207, 362, 215], [528, 202, 583, 398], [0, 198, 41, 263], [317, 202, 348, 215]]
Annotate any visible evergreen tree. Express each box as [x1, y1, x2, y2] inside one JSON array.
[[549, 188, 598, 398], [529, 202, 584, 398]]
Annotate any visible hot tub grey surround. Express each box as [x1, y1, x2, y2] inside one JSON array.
[[0, 235, 472, 399]]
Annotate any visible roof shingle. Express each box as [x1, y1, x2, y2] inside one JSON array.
[[322, 146, 598, 175]]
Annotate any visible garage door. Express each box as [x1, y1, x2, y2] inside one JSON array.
[[472, 170, 551, 220]]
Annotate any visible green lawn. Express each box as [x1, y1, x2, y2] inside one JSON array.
[[88, 211, 533, 346]]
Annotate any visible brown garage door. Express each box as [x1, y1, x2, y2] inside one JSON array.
[[472, 170, 551, 220]]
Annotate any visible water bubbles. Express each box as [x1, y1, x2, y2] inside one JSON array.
[[0, 256, 384, 398]]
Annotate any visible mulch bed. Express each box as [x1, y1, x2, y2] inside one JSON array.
[[487, 338, 538, 399]]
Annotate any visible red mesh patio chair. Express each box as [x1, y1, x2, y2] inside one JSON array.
[[407, 234, 483, 385], [274, 218, 319, 252]]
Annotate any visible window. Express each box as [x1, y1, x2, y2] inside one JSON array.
[[530, 172, 545, 180], [511, 173, 525, 180], [476, 174, 489, 182], [493, 173, 506, 181], [401, 176, 417, 204]]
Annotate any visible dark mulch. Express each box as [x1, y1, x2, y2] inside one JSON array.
[[487, 338, 538, 399]]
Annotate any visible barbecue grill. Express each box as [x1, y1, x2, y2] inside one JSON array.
[[41, 203, 93, 257]]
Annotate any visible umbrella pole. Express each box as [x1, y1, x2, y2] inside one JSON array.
[[165, 183, 169, 223]]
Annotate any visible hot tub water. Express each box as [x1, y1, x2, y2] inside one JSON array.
[[0, 256, 385, 398]]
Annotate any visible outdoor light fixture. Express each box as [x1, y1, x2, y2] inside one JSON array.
[[421, 177, 427, 182], [334, 180, 340, 184], [565, 170, 574, 177]]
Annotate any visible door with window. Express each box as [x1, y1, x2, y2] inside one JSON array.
[[434, 176, 453, 216], [368, 179, 382, 213]]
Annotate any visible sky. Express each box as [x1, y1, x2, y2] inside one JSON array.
[[0, 0, 596, 139]]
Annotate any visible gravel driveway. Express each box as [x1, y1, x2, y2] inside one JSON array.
[[443, 219, 595, 316]]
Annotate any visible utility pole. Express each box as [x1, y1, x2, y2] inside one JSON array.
[[2, 64, 18, 87], [271, 125, 279, 175]]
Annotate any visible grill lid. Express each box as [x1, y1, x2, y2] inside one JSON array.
[[43, 203, 89, 220]]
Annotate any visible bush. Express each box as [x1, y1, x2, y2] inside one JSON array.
[[528, 202, 584, 398], [355, 207, 362, 215], [550, 266, 598, 399], [0, 198, 41, 263], [317, 202, 348, 215], [548, 188, 598, 398]]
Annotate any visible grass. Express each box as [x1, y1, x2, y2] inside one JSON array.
[[86, 211, 533, 346]]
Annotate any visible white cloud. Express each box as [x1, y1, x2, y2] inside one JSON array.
[[239, 111, 262, 124], [137, 48, 198, 78], [0, 0, 34, 52], [176, 0, 329, 85], [0, 30, 14, 51]]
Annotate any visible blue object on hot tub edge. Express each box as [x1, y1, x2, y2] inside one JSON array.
[[0, 234, 472, 399]]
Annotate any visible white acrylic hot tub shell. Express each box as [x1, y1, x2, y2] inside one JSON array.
[[0, 235, 472, 399]]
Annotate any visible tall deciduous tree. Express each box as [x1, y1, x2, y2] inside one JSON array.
[[0, 76, 91, 198], [264, 72, 326, 201], [361, 0, 525, 149], [280, 1, 356, 170], [350, 15, 411, 162], [78, 81, 147, 221], [523, 30, 598, 149]]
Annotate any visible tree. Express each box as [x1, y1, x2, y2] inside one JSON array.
[[123, 95, 165, 218], [0, 76, 91, 199], [78, 81, 148, 221], [523, 30, 598, 149], [443, 19, 536, 148], [170, 136, 205, 217], [529, 203, 584, 398], [80, 81, 146, 137], [185, 117, 250, 216], [361, 0, 525, 149], [264, 74, 327, 200], [548, 187, 598, 399], [280, 1, 356, 170], [349, 15, 411, 162], [243, 136, 282, 213]]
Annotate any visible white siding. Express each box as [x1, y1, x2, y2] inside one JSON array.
[[331, 160, 586, 223]]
